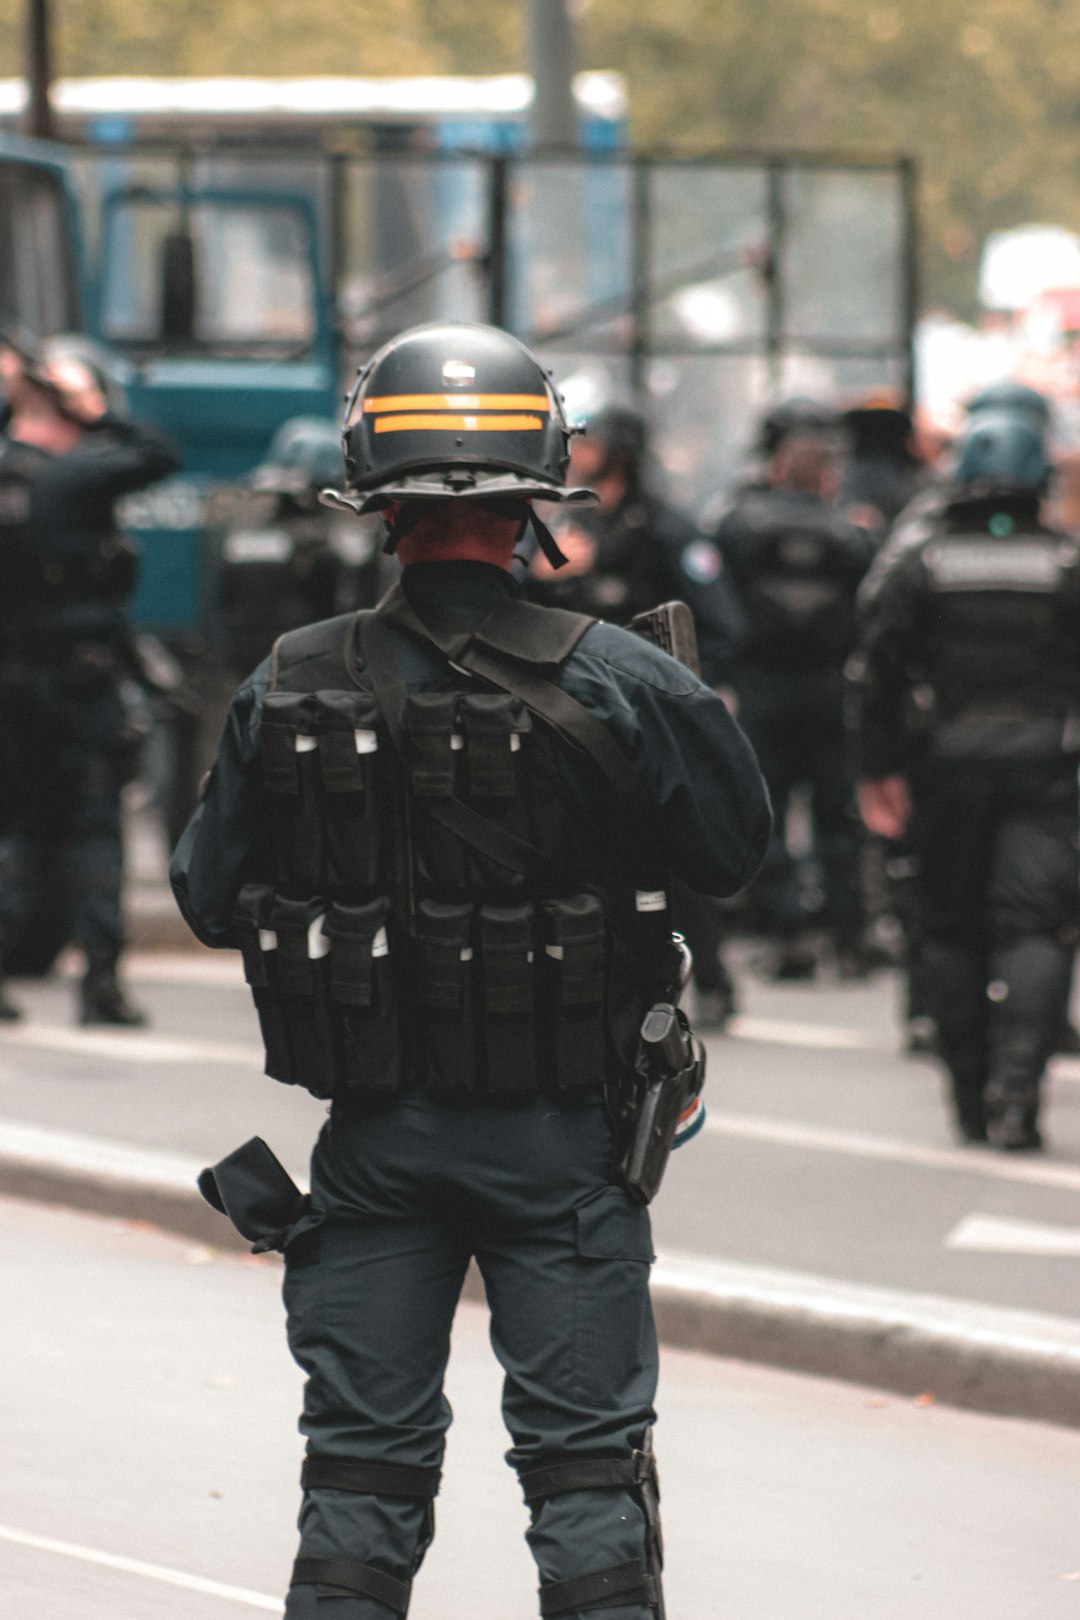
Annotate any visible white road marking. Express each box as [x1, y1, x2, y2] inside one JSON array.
[[0, 1022, 263, 1067], [726, 1014, 876, 1051], [0, 1523, 282, 1611], [704, 1110, 1080, 1193], [947, 1214, 1080, 1257], [653, 1249, 1080, 1362]]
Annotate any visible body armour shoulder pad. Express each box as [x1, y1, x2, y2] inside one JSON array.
[[271, 612, 360, 692]]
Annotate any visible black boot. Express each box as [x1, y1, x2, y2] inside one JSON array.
[[986, 1081, 1043, 1152], [79, 950, 147, 1028], [946, 1060, 989, 1144]]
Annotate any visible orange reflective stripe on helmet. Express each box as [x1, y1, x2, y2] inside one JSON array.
[[363, 394, 550, 414], [373, 414, 545, 435]]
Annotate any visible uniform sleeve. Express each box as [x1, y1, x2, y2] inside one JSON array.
[[847, 538, 926, 779], [67, 414, 180, 498], [565, 625, 771, 898], [169, 662, 272, 948]]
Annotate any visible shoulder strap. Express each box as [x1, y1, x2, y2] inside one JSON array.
[[377, 587, 657, 824], [270, 612, 360, 693]]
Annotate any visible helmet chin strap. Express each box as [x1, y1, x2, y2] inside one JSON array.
[[381, 500, 429, 555]]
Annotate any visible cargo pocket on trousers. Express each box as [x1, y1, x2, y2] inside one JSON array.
[[572, 1186, 655, 1405]]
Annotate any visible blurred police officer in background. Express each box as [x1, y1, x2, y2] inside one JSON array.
[[840, 394, 924, 535], [0, 334, 178, 1024], [713, 403, 876, 980], [219, 416, 394, 679], [172, 321, 770, 1620], [527, 395, 746, 1026], [849, 402, 1080, 1150]]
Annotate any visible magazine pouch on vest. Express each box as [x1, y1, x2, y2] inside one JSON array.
[[260, 693, 324, 894], [271, 894, 337, 1099], [311, 690, 384, 890], [540, 894, 606, 1095], [478, 903, 537, 1098], [415, 899, 477, 1098], [325, 895, 400, 1101], [233, 883, 294, 1085]]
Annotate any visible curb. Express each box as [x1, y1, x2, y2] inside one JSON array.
[[2, 1119, 1079, 1431]]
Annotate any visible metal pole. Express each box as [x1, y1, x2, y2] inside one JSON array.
[[899, 156, 920, 411], [527, 0, 578, 151], [23, 0, 55, 141], [487, 157, 509, 328]]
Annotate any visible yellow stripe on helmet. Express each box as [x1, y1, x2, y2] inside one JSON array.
[[364, 394, 551, 414], [373, 414, 545, 434]]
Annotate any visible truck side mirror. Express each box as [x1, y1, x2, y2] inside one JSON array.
[[161, 228, 197, 343]]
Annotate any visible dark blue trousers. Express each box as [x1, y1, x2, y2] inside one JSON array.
[[283, 1089, 659, 1620]]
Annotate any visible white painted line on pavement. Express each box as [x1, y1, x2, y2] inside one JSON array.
[[0, 1523, 282, 1611], [726, 1014, 876, 1050], [0, 1119, 212, 1193], [705, 1110, 1080, 1193], [653, 1249, 1080, 1362], [0, 1117, 310, 1196], [0, 1022, 263, 1068], [947, 1214, 1080, 1257]]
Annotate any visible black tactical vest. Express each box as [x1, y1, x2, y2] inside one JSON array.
[[915, 519, 1080, 758], [232, 588, 679, 1108], [739, 493, 862, 666]]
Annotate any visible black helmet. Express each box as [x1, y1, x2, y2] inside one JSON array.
[[328, 323, 595, 515], [252, 417, 345, 503], [37, 334, 128, 416], [758, 397, 838, 457], [965, 380, 1051, 432], [579, 401, 648, 468], [953, 409, 1051, 494]]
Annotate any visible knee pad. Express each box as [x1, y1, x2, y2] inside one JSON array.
[[519, 1431, 665, 1618], [291, 1456, 442, 1614]]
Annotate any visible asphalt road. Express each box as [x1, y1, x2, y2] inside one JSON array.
[[3, 1196, 1078, 1620], [1, 948, 1079, 1322]]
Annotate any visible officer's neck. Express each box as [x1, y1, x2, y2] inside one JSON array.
[[395, 504, 520, 570], [8, 403, 83, 456]]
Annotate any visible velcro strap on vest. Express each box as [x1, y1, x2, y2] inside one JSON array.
[[460, 693, 531, 798], [539, 1561, 656, 1617], [291, 1556, 412, 1613], [479, 905, 533, 1017], [520, 1450, 657, 1504], [326, 898, 390, 1008], [302, 1457, 442, 1498], [231, 883, 276, 989]]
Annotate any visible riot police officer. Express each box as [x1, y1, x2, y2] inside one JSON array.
[[527, 397, 745, 1025], [713, 410, 876, 978], [849, 409, 1080, 1150], [219, 416, 393, 677], [171, 322, 770, 1620], [0, 335, 178, 1023]]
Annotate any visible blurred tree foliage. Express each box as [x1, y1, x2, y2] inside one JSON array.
[[1, 0, 1079, 313]]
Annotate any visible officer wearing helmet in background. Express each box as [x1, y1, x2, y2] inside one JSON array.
[[0, 332, 178, 1025], [219, 416, 393, 678], [527, 395, 747, 1026], [849, 407, 1080, 1151], [171, 321, 769, 1620], [840, 394, 924, 535], [713, 401, 876, 980]]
